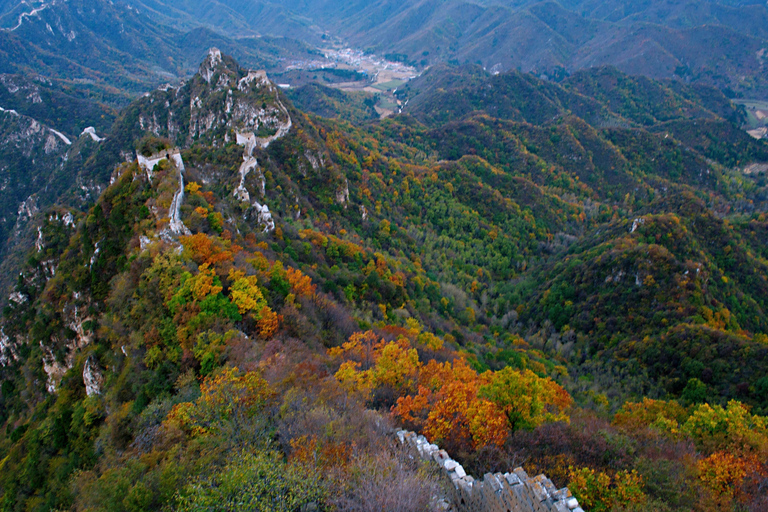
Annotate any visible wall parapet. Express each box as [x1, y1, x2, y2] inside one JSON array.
[[396, 429, 584, 512]]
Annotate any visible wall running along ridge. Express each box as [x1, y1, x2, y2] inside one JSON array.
[[397, 430, 584, 512]]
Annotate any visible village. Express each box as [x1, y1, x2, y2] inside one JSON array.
[[284, 45, 420, 117]]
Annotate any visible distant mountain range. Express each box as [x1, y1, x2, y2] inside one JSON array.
[[4, 0, 768, 101], [80, 0, 768, 98], [0, 0, 320, 100]]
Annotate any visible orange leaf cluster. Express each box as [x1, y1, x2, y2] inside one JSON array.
[[256, 306, 281, 339], [180, 233, 235, 266], [285, 267, 316, 297], [289, 435, 351, 470], [698, 451, 763, 503], [393, 359, 508, 449]]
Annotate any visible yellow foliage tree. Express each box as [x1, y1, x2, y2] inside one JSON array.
[[568, 466, 646, 512], [479, 367, 572, 431], [190, 264, 222, 301], [165, 367, 273, 437], [228, 270, 267, 315], [330, 332, 421, 399], [612, 398, 689, 436], [681, 400, 768, 453]]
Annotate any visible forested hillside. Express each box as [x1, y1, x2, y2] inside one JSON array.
[[2, 50, 768, 511]]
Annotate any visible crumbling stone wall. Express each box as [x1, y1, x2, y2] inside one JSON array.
[[397, 430, 585, 512]]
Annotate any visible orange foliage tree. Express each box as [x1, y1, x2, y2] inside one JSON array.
[[285, 267, 316, 298], [180, 233, 236, 266], [698, 451, 763, 504], [394, 359, 571, 449], [395, 358, 508, 449], [330, 331, 572, 450]]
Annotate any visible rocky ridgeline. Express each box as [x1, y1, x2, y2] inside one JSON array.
[[397, 430, 584, 512]]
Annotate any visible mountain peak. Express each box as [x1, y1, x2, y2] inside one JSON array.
[[199, 47, 234, 84]]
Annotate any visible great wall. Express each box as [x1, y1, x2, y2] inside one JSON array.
[[396, 430, 584, 512]]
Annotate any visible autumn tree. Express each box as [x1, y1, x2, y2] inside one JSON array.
[[229, 269, 281, 339], [568, 466, 647, 512], [330, 331, 421, 401], [479, 367, 572, 431], [393, 358, 572, 449], [165, 367, 274, 438], [697, 451, 763, 505]]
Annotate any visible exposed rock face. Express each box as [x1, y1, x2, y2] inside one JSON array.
[[336, 178, 350, 206], [251, 201, 275, 233], [121, 48, 297, 237], [225, 60, 292, 234], [16, 195, 39, 224], [83, 356, 104, 396], [9, 50, 305, 387], [187, 49, 292, 145], [126, 47, 292, 150], [0, 107, 75, 282], [0, 327, 19, 366], [41, 345, 68, 394], [200, 48, 223, 84], [40, 295, 94, 393]]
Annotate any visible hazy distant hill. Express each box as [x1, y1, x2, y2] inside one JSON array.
[[109, 0, 768, 98], [0, 0, 320, 99]]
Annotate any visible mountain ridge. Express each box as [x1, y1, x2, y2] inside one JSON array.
[[1, 47, 768, 512]]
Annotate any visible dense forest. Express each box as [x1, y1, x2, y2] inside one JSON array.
[[2, 51, 768, 511]]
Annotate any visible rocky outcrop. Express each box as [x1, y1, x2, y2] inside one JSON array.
[[83, 356, 104, 396], [41, 295, 95, 393], [336, 178, 350, 206], [200, 48, 223, 85], [0, 327, 19, 366], [229, 63, 292, 234], [188, 48, 292, 145]]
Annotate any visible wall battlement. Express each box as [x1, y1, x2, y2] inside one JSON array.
[[397, 430, 584, 512], [136, 148, 184, 175]]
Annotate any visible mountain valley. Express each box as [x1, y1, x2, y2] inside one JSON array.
[[2, 1, 768, 510]]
